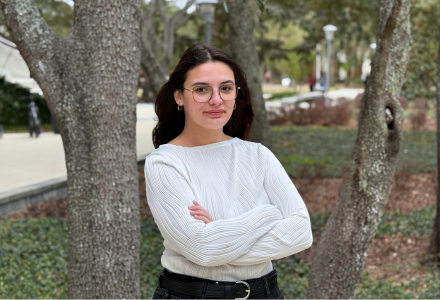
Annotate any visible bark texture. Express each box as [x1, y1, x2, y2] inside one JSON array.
[[0, 0, 142, 298], [227, 0, 272, 147], [140, 0, 195, 101], [431, 19, 440, 266], [306, 1, 412, 298]]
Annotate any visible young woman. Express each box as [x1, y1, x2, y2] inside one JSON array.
[[144, 44, 313, 299]]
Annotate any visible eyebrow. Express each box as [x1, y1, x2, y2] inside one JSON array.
[[191, 80, 235, 86]]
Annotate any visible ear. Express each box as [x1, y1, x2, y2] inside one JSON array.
[[174, 89, 183, 106]]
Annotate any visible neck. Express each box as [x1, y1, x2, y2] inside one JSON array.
[[179, 123, 228, 147]]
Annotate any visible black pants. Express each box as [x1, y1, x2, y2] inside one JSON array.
[[152, 268, 284, 299]]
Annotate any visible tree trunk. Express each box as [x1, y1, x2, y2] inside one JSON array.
[[140, 0, 195, 101], [227, 0, 272, 147], [140, 49, 166, 101], [0, 0, 142, 298], [307, 1, 412, 298], [430, 18, 440, 266]]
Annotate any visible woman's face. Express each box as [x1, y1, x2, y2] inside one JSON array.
[[174, 61, 236, 132]]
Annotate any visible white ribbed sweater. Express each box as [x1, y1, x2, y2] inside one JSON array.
[[144, 137, 313, 281]]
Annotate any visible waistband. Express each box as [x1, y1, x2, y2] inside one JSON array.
[[159, 268, 278, 299]]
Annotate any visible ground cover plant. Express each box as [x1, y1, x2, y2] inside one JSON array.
[[272, 126, 436, 177]]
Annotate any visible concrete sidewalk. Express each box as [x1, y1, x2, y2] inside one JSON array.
[[0, 103, 157, 194], [265, 88, 364, 110]]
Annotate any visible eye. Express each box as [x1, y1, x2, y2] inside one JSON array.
[[220, 85, 233, 91], [194, 87, 209, 93]]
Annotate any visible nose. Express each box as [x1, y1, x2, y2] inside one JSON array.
[[208, 88, 223, 106]]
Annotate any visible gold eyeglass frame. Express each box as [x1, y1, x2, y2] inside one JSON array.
[[182, 84, 240, 103]]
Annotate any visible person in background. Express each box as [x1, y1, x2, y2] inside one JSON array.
[[27, 101, 41, 138], [308, 74, 316, 92], [264, 71, 271, 84]]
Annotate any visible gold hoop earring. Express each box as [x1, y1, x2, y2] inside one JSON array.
[[178, 105, 182, 111], [233, 103, 236, 110]]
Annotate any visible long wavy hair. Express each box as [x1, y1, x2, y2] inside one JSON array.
[[152, 44, 254, 149]]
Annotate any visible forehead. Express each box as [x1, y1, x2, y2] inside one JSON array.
[[185, 61, 235, 84]]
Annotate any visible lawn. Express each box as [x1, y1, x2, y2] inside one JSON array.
[[272, 126, 437, 177]]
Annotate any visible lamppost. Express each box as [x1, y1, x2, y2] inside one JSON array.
[[315, 43, 321, 90], [323, 24, 337, 107], [197, 0, 218, 44]]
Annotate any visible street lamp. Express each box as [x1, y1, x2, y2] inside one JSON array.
[[323, 24, 337, 107], [197, 0, 218, 44], [315, 43, 321, 90]]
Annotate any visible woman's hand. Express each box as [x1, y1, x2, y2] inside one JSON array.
[[188, 200, 213, 224]]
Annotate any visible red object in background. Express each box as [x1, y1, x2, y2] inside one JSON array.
[[308, 74, 316, 86]]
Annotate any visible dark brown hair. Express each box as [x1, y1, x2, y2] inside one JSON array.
[[152, 44, 254, 148]]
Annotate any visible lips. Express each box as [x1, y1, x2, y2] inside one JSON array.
[[205, 110, 224, 116]]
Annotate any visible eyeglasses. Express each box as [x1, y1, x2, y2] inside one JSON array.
[[183, 84, 240, 103]]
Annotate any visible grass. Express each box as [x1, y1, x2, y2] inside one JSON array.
[[272, 126, 437, 177], [265, 91, 298, 101]]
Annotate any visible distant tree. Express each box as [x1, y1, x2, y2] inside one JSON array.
[[227, 0, 272, 147], [306, 0, 412, 298], [140, 0, 196, 101], [403, 0, 439, 100], [431, 16, 440, 267], [0, 0, 72, 39], [0, 0, 142, 298]]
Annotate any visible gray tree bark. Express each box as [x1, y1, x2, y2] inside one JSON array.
[[0, 0, 141, 298], [228, 0, 272, 147], [140, 0, 195, 101], [430, 17, 440, 266], [307, 1, 412, 298]]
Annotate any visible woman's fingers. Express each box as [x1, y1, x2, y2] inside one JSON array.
[[189, 210, 212, 221], [188, 202, 213, 224], [189, 205, 210, 215], [193, 215, 210, 224]]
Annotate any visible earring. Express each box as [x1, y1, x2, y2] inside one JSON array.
[[233, 103, 236, 110], [178, 105, 182, 111]]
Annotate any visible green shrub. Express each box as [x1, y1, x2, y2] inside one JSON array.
[[0, 77, 51, 128], [0, 218, 67, 298], [376, 207, 436, 238], [356, 272, 417, 299]]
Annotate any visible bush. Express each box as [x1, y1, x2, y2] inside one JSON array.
[[410, 108, 428, 130], [0, 77, 51, 128], [269, 98, 353, 127]]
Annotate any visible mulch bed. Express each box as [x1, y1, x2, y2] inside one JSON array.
[[296, 172, 437, 214]]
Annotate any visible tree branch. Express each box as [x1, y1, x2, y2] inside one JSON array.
[[0, 0, 63, 105], [0, 0, 57, 72], [170, 0, 196, 29]]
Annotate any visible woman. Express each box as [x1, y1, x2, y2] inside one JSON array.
[[144, 44, 313, 299]]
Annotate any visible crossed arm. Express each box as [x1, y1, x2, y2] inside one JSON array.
[[144, 146, 312, 267]]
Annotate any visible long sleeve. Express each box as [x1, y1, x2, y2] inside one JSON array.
[[229, 145, 313, 266], [144, 154, 283, 267]]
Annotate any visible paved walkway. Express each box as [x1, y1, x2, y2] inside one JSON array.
[[0, 104, 157, 194], [265, 88, 364, 109]]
